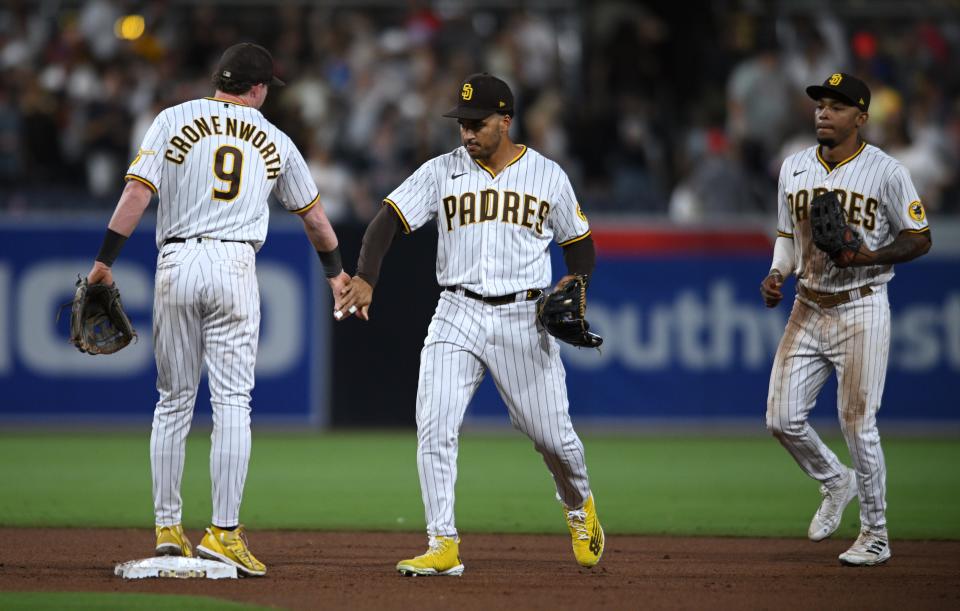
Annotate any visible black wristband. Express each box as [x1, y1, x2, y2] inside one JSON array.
[[95, 228, 128, 266], [317, 246, 343, 278]]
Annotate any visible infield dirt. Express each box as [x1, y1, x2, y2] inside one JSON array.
[[1, 528, 958, 610]]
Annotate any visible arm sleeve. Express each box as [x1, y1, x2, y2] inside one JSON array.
[[383, 159, 440, 233], [125, 111, 168, 193], [770, 236, 796, 277], [549, 171, 591, 245], [562, 235, 596, 279], [273, 140, 321, 215], [355, 204, 404, 288], [776, 163, 794, 238], [882, 164, 929, 234]]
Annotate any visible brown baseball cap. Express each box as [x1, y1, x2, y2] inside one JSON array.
[[215, 43, 285, 87], [443, 73, 514, 119], [806, 72, 870, 111]]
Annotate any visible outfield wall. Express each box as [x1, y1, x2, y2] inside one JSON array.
[[0, 217, 956, 428], [0, 218, 331, 426]]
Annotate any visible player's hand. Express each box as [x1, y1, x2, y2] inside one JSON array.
[[335, 276, 373, 321], [87, 261, 113, 286], [760, 270, 784, 308], [327, 270, 351, 313], [832, 243, 874, 268]]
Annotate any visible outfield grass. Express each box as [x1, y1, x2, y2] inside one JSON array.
[[1, 432, 957, 539], [0, 592, 267, 610]]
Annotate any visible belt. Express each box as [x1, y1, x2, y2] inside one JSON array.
[[798, 283, 873, 308], [163, 237, 251, 247], [444, 286, 543, 306]]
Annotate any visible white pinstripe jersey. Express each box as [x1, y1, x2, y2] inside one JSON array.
[[385, 145, 590, 295], [777, 142, 930, 292], [126, 97, 320, 249]]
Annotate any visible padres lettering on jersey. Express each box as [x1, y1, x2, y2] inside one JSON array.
[[126, 97, 319, 248], [385, 145, 590, 296], [777, 142, 930, 292]]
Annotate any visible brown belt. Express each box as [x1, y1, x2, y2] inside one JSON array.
[[444, 286, 543, 306], [798, 284, 873, 308]]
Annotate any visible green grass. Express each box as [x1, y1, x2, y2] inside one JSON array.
[[0, 592, 267, 610], [0, 432, 958, 539]]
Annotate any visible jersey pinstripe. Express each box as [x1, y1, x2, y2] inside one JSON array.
[[768, 141, 929, 542], [391, 144, 596, 539], [385, 145, 590, 295], [141, 96, 323, 534], [127, 97, 319, 249], [777, 142, 929, 292]]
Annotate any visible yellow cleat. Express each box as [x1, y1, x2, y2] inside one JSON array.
[[564, 494, 604, 567], [155, 524, 193, 558], [197, 525, 266, 577], [396, 535, 465, 576]]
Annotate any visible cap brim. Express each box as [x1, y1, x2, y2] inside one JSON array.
[[270, 75, 286, 87], [442, 106, 499, 120], [806, 85, 856, 107]]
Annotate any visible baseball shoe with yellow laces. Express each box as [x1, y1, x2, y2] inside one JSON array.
[[396, 535, 464, 576], [197, 525, 266, 576], [564, 493, 604, 567], [155, 524, 193, 557]]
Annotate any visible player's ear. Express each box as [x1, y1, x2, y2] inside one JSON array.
[[500, 113, 512, 133], [856, 111, 868, 127]]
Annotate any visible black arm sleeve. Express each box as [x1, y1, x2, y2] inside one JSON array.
[[562, 235, 596, 280], [356, 204, 405, 287]]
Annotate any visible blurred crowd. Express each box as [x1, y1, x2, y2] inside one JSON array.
[[1, 0, 959, 222]]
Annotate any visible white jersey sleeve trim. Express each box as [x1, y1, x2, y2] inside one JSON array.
[[557, 229, 591, 247], [290, 192, 321, 216], [125, 174, 158, 193], [383, 198, 412, 234]]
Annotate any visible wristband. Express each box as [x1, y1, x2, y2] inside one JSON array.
[[317, 247, 343, 278], [95, 228, 128, 266]]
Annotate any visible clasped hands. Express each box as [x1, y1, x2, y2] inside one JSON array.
[[329, 273, 372, 321]]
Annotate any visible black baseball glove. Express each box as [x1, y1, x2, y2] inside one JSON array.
[[537, 275, 603, 349], [810, 191, 862, 265], [67, 275, 137, 354]]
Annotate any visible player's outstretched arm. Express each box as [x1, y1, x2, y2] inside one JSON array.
[[87, 180, 154, 285], [555, 236, 595, 291], [298, 203, 350, 311], [335, 204, 404, 321], [836, 229, 931, 268]]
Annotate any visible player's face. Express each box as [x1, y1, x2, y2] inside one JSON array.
[[814, 97, 866, 147], [458, 114, 506, 159]]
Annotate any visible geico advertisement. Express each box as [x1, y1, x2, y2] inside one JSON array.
[[468, 257, 960, 422], [0, 224, 325, 423]]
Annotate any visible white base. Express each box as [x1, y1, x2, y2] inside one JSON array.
[[115, 556, 238, 579]]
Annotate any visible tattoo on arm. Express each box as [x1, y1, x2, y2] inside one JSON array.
[[865, 230, 931, 266]]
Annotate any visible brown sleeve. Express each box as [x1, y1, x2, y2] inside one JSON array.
[[356, 204, 405, 287], [562, 235, 596, 282]]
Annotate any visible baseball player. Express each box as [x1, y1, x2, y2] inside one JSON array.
[[761, 73, 931, 566], [85, 43, 349, 576], [336, 73, 604, 576]]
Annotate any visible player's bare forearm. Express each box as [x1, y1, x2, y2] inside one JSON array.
[[87, 180, 153, 284], [107, 180, 154, 237], [845, 230, 931, 267], [299, 203, 339, 252]]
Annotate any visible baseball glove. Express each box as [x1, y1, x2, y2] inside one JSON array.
[[67, 275, 137, 354], [810, 191, 862, 264], [537, 275, 603, 349]]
